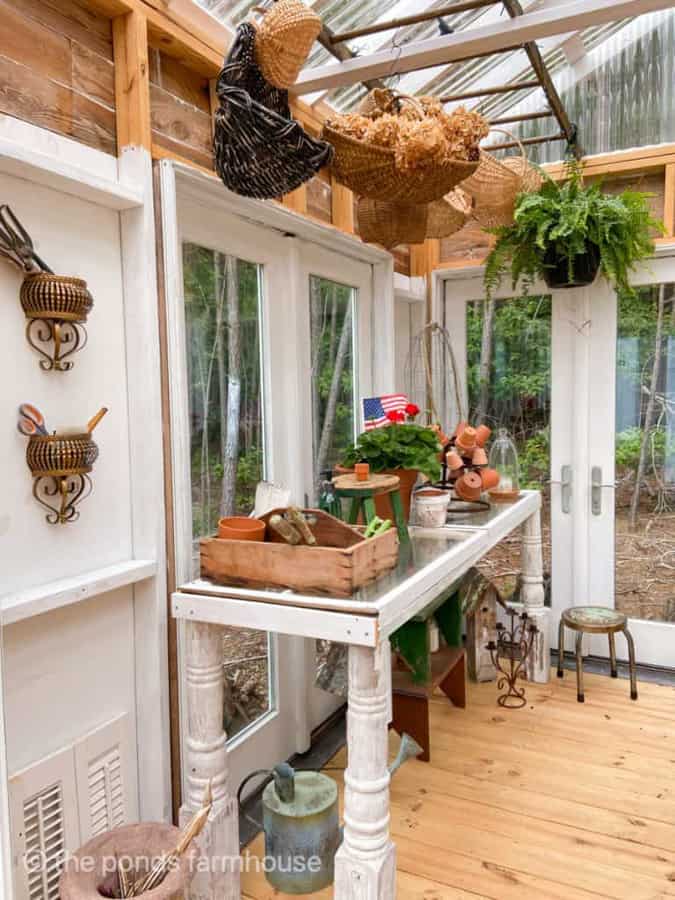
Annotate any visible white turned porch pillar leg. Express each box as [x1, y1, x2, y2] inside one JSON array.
[[180, 621, 240, 899], [521, 509, 550, 683], [334, 641, 396, 900]]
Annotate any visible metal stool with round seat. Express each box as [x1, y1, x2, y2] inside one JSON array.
[[557, 606, 637, 703]]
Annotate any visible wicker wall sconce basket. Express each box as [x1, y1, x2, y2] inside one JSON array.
[[26, 432, 98, 524], [20, 273, 94, 372]]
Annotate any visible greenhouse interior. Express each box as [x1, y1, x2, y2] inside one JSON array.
[[2, 0, 675, 898]]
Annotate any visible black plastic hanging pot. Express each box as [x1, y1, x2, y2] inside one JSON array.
[[542, 241, 601, 289]]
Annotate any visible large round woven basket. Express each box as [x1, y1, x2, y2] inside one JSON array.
[[20, 273, 93, 322], [357, 197, 428, 248], [460, 130, 542, 229], [426, 189, 472, 239], [26, 433, 98, 477], [325, 126, 478, 204], [254, 0, 321, 89]]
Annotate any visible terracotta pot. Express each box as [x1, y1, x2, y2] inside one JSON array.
[[456, 426, 477, 453], [453, 420, 468, 441], [472, 446, 488, 466], [355, 462, 370, 482], [475, 424, 492, 447], [479, 467, 500, 490], [455, 470, 482, 502], [218, 516, 266, 541], [446, 450, 463, 471], [374, 468, 419, 521]]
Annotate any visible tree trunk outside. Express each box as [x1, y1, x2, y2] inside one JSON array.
[[310, 278, 323, 462], [474, 296, 495, 423], [221, 255, 241, 517], [629, 284, 666, 531], [314, 304, 353, 498]]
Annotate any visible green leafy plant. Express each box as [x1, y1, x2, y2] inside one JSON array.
[[484, 163, 662, 300], [341, 423, 442, 482]]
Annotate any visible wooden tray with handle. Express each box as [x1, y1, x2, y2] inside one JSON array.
[[200, 508, 399, 598]]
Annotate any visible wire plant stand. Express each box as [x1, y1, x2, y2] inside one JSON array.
[[487, 607, 539, 709], [405, 321, 466, 429]]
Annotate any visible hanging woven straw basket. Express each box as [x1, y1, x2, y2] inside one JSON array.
[[323, 92, 480, 205], [253, 0, 321, 89], [426, 188, 472, 239], [460, 129, 543, 229], [357, 197, 428, 249]]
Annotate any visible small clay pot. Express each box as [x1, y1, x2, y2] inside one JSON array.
[[472, 446, 488, 466], [456, 426, 477, 453], [455, 470, 482, 502], [479, 467, 500, 490], [355, 462, 370, 482], [446, 450, 463, 471], [454, 421, 468, 440], [475, 425, 492, 447], [218, 516, 266, 541]]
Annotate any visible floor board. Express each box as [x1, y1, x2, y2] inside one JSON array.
[[243, 669, 675, 899]]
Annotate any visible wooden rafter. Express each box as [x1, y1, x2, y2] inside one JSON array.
[[113, 10, 152, 151], [291, 0, 675, 95]]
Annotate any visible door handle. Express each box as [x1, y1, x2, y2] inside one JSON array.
[[561, 465, 572, 514], [591, 466, 602, 515]]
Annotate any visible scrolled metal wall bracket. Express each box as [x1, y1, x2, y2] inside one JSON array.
[[25, 316, 88, 372], [26, 433, 98, 525]]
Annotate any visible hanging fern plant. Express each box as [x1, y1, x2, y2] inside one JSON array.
[[484, 162, 663, 299]]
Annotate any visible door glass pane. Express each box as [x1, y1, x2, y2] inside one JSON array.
[[615, 283, 675, 623], [182, 243, 273, 738], [309, 275, 356, 499], [465, 295, 552, 600]]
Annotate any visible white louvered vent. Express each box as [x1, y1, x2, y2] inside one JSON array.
[[22, 783, 66, 900], [87, 747, 126, 837]]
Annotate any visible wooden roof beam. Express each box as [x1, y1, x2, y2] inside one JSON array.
[[291, 0, 675, 95]]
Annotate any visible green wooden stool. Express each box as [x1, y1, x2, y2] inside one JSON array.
[[332, 472, 409, 543]]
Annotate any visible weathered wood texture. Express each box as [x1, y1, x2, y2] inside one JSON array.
[[149, 47, 212, 168], [243, 668, 675, 899], [0, 0, 115, 153]]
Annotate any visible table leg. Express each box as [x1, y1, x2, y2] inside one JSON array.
[[520, 509, 550, 683], [624, 627, 638, 701], [557, 619, 565, 678], [335, 642, 396, 899], [575, 632, 585, 703], [180, 621, 240, 899], [609, 631, 618, 678]]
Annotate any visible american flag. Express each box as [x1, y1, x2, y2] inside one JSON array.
[[363, 394, 409, 430]]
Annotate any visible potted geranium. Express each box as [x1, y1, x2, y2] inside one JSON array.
[[340, 404, 442, 520], [484, 162, 662, 298]]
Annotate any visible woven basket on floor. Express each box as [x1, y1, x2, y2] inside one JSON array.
[[426, 188, 472, 239], [253, 0, 321, 89], [460, 129, 543, 229], [357, 197, 428, 248]]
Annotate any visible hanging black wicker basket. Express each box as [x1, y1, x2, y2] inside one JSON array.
[[543, 241, 601, 289], [213, 23, 333, 200]]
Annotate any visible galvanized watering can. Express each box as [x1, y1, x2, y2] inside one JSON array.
[[238, 732, 422, 894]]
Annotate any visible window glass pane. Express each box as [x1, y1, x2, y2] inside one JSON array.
[[615, 283, 675, 623], [310, 275, 356, 498], [182, 242, 272, 737], [466, 295, 552, 600]]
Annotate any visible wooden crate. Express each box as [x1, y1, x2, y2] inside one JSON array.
[[200, 509, 399, 598]]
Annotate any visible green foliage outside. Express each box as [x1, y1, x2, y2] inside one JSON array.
[[342, 423, 442, 482], [484, 165, 662, 301]]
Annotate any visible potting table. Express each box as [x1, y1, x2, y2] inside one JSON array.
[[172, 490, 547, 900]]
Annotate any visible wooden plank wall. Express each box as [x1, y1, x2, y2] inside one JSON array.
[[0, 0, 116, 154]]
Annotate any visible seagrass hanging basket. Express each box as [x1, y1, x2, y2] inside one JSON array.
[[357, 198, 428, 248], [323, 91, 481, 204], [460, 129, 543, 229], [253, 0, 321, 89]]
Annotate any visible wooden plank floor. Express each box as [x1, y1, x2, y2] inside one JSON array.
[[242, 669, 675, 899]]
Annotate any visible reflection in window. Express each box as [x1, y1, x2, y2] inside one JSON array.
[[182, 243, 271, 738], [616, 283, 675, 622], [466, 295, 552, 600], [310, 275, 356, 499]]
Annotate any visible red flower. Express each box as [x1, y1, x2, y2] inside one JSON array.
[[386, 410, 406, 423], [405, 403, 420, 417]]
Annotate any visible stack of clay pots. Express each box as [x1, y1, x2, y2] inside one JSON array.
[[444, 422, 500, 501]]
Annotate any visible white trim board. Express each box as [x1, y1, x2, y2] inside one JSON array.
[[1, 560, 156, 626], [292, 0, 675, 94]]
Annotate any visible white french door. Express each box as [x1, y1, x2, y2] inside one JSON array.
[[440, 249, 675, 670], [160, 161, 394, 797]]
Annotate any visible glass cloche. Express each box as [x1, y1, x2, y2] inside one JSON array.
[[488, 428, 520, 495]]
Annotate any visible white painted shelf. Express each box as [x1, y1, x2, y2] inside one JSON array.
[[1, 560, 156, 625]]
